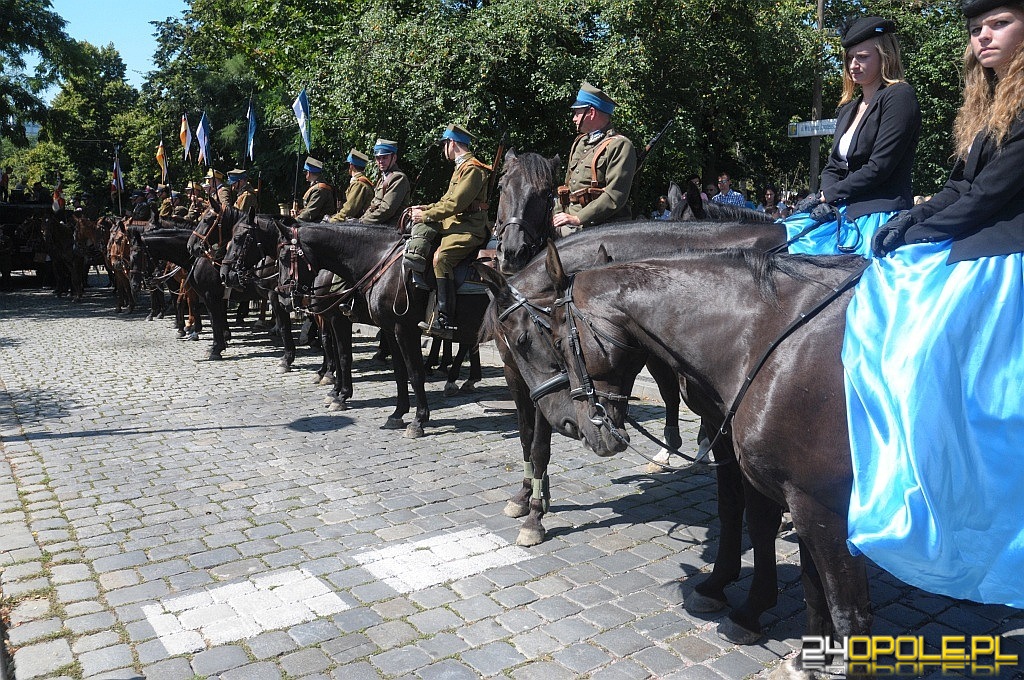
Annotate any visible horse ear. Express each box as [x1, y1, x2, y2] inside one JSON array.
[[274, 219, 291, 241], [505, 148, 517, 163], [545, 240, 568, 293], [247, 205, 257, 223], [549, 155, 561, 175], [593, 244, 612, 266], [473, 262, 507, 297]]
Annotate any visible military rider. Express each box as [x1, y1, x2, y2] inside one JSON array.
[[329, 149, 374, 222], [292, 157, 335, 222], [157, 184, 173, 218], [228, 169, 257, 214], [185, 181, 208, 221], [361, 138, 411, 225], [405, 124, 490, 339], [205, 169, 234, 208], [553, 81, 637, 237]]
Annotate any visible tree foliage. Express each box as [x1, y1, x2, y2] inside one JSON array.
[[3, 0, 973, 210]]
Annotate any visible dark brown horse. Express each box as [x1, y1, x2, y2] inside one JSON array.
[[536, 242, 872, 658]]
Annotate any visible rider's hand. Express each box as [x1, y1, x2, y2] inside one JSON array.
[[795, 194, 822, 214], [871, 211, 915, 257], [553, 212, 580, 228]]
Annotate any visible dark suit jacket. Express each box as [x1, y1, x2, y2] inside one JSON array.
[[907, 114, 1024, 263], [820, 81, 921, 220]]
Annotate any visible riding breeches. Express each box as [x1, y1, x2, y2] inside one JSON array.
[[405, 221, 487, 279]]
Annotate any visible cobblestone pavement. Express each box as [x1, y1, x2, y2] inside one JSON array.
[[1, 279, 1022, 680]]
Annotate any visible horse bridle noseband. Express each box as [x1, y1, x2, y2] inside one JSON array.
[[493, 190, 555, 263]]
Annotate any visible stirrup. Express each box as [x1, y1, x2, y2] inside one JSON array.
[[418, 318, 455, 340]]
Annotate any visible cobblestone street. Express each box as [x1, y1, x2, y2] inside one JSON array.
[[1, 279, 1022, 680]]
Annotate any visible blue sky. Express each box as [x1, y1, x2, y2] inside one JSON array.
[[39, 0, 189, 91]]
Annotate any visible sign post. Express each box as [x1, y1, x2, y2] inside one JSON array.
[[788, 119, 838, 138]]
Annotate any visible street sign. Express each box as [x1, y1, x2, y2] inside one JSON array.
[[788, 119, 838, 138]]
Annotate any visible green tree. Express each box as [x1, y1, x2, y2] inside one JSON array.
[[0, 0, 79, 143]]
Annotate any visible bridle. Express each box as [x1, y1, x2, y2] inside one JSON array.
[[493, 187, 555, 269], [225, 222, 278, 291]]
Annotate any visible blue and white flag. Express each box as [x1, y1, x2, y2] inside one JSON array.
[[196, 112, 212, 166], [246, 98, 257, 161], [292, 88, 310, 153]]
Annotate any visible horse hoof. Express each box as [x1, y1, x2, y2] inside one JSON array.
[[276, 364, 290, 374], [176, 330, 186, 338], [516, 526, 545, 546], [329, 400, 348, 412], [503, 500, 529, 518], [684, 590, 728, 613], [716, 618, 763, 645], [313, 373, 325, 384], [443, 382, 458, 397], [382, 417, 405, 430], [319, 374, 335, 386], [403, 423, 424, 438], [208, 353, 223, 361], [644, 461, 669, 474], [145, 313, 153, 321], [459, 380, 477, 393]]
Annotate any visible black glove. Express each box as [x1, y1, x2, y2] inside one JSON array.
[[795, 195, 821, 214], [809, 202, 835, 223], [871, 211, 915, 257]]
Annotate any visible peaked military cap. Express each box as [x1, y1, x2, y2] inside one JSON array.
[[304, 157, 324, 173], [962, 0, 1008, 17], [840, 16, 897, 48], [373, 138, 399, 156], [441, 124, 474, 146], [346, 149, 369, 168], [187, 181, 203, 192], [571, 81, 616, 115], [227, 169, 247, 183], [157, 184, 170, 194], [204, 168, 226, 181]]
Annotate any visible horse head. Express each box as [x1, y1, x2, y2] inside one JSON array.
[[495, 149, 559, 275], [221, 207, 265, 289], [544, 241, 645, 456]]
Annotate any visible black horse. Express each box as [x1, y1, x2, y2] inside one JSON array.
[[477, 221, 793, 644], [537, 242, 874, 658], [128, 225, 201, 339], [272, 220, 491, 436]]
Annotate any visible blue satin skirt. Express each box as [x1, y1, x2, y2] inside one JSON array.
[[785, 207, 895, 258], [843, 241, 1024, 607]]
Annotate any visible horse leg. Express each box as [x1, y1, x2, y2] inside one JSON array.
[[645, 359, 683, 471], [468, 346, 482, 383], [314, 316, 332, 385], [504, 365, 535, 520], [686, 457, 744, 613], [718, 482, 783, 645], [328, 314, 354, 411], [395, 323, 429, 438], [273, 294, 295, 372], [372, 332, 389, 362], [443, 342, 473, 396], [381, 331, 412, 430], [424, 337, 441, 373], [517, 409, 553, 546], [440, 338, 453, 372]]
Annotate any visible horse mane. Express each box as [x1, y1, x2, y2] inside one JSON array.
[[701, 201, 776, 224], [502, 151, 556, 190]]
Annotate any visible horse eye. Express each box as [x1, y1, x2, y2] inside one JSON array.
[[515, 332, 529, 348]]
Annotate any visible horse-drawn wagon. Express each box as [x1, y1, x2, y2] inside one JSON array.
[[0, 201, 52, 283]]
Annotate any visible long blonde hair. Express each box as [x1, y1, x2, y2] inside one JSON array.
[[838, 33, 907, 106], [953, 4, 1024, 158]]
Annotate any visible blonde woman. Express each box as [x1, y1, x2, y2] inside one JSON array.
[[845, 0, 1024, 607], [787, 16, 921, 256]]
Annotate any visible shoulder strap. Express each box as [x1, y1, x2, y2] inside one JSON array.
[[316, 181, 332, 191], [355, 176, 373, 188], [590, 133, 619, 187]]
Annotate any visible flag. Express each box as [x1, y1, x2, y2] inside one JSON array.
[[292, 88, 310, 152], [246, 98, 257, 161], [156, 139, 168, 183], [196, 112, 212, 166], [52, 177, 65, 213], [179, 113, 192, 160], [111, 147, 124, 192]]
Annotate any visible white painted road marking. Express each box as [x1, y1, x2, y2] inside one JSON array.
[[140, 567, 350, 652], [353, 527, 531, 593]]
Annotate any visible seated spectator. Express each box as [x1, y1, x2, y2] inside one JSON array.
[[711, 173, 746, 207], [651, 195, 671, 220]]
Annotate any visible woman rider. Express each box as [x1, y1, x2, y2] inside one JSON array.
[[844, 0, 1024, 607], [787, 16, 921, 257]]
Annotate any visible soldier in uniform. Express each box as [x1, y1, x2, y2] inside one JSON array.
[[228, 169, 258, 213], [186, 181, 208, 221], [202, 169, 233, 208], [171, 191, 189, 218], [157, 184, 173, 218], [292, 157, 335, 222], [361, 138, 411, 225], [329, 149, 373, 222], [406, 124, 490, 339], [130, 190, 151, 222], [553, 81, 637, 236]]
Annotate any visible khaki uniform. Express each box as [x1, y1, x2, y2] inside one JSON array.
[[362, 170, 411, 225], [555, 128, 636, 233], [214, 184, 234, 208], [234, 186, 257, 214], [186, 198, 208, 221], [297, 180, 335, 222], [407, 152, 490, 278], [329, 173, 373, 222], [172, 205, 189, 218], [159, 198, 173, 218]]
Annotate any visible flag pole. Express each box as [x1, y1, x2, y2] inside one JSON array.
[[114, 145, 122, 216], [242, 93, 253, 172]]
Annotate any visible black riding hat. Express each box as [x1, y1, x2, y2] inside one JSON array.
[[841, 16, 897, 48], [962, 0, 1012, 18]]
